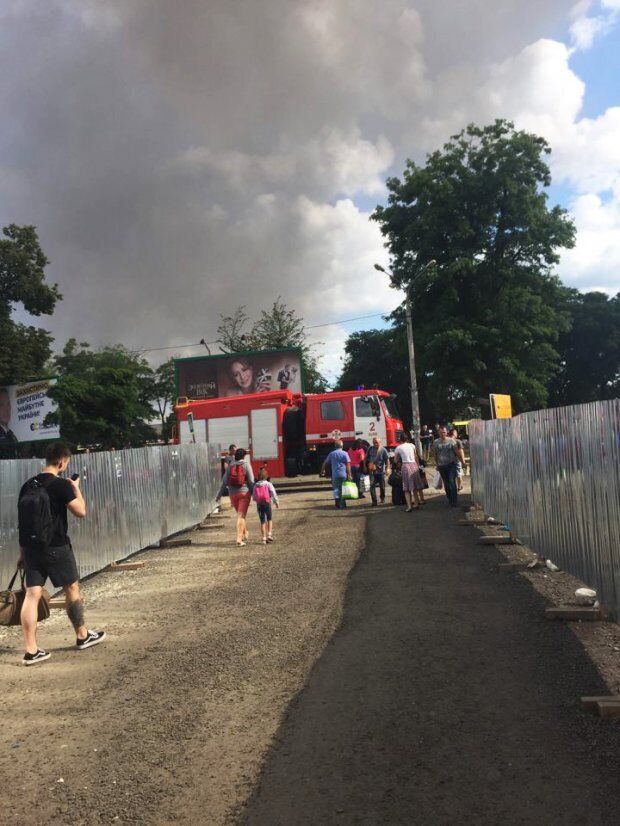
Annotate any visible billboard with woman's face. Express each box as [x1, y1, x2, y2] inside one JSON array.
[[175, 348, 303, 400]]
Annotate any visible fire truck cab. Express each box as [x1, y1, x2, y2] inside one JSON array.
[[175, 388, 404, 478], [304, 390, 404, 468]]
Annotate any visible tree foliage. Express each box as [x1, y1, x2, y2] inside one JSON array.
[[372, 120, 576, 417], [0, 224, 60, 381], [152, 358, 176, 441], [47, 340, 156, 449], [336, 327, 412, 420], [549, 291, 620, 406], [216, 297, 328, 392]]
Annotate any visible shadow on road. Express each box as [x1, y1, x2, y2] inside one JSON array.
[[241, 493, 620, 825]]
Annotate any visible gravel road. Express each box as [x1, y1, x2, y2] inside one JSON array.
[[1, 483, 620, 826], [0, 488, 364, 825]]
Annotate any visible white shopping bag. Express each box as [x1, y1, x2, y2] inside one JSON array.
[[362, 474, 371, 492], [432, 471, 443, 490]]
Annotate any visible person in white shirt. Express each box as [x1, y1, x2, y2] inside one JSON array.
[[394, 435, 425, 512]]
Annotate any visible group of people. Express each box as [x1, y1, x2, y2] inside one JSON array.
[[321, 426, 466, 511], [216, 444, 280, 546]]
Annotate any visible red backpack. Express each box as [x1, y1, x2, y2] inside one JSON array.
[[229, 462, 247, 488]]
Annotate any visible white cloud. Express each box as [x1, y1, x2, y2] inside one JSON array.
[[558, 194, 620, 293], [568, 0, 620, 50]]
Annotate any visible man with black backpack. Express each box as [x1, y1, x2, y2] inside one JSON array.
[[17, 441, 106, 666]]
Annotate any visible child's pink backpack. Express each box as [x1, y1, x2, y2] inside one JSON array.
[[254, 483, 271, 505]]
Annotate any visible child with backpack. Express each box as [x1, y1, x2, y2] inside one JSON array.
[[252, 468, 279, 545]]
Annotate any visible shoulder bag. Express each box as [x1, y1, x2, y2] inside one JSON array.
[[0, 568, 51, 627]]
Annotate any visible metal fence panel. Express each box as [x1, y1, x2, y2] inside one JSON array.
[[0, 443, 221, 588], [470, 400, 620, 615]]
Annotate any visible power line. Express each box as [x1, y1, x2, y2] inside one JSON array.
[[136, 311, 391, 355]]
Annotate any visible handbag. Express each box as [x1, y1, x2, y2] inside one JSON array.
[[418, 468, 430, 490], [341, 480, 359, 500], [0, 568, 51, 627], [431, 471, 443, 490]]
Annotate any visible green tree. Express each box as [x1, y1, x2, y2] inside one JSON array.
[[0, 224, 60, 381], [47, 340, 156, 449], [372, 120, 576, 416], [549, 291, 620, 406], [152, 358, 176, 442], [216, 298, 328, 392], [336, 326, 411, 418]]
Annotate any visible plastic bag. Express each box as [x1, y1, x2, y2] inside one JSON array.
[[432, 471, 443, 490], [361, 474, 371, 492], [342, 481, 359, 500]]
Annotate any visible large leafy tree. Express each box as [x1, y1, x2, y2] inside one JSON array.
[[0, 224, 60, 381], [47, 340, 156, 449], [336, 326, 411, 419], [216, 297, 328, 392], [549, 291, 620, 406], [372, 120, 576, 416], [151, 358, 176, 442]]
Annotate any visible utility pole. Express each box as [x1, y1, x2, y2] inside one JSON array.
[[404, 288, 421, 452], [374, 260, 436, 453]]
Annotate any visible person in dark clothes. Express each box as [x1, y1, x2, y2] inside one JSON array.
[[17, 442, 106, 666]]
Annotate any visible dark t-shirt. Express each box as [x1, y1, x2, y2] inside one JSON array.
[[19, 473, 76, 547]]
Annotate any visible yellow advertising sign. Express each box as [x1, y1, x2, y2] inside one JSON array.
[[490, 394, 512, 419]]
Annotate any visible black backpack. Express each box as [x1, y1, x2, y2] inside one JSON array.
[[18, 476, 56, 551]]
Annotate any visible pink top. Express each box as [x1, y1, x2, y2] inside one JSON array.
[[347, 447, 366, 468]]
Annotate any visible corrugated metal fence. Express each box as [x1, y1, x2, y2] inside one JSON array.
[[0, 443, 221, 589], [469, 399, 620, 616]]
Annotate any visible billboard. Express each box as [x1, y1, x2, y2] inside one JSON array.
[[175, 348, 304, 400], [0, 378, 60, 444]]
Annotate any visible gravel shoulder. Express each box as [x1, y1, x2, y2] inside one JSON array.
[[0, 488, 365, 825]]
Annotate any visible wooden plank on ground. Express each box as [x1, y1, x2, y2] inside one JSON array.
[[545, 606, 602, 621], [479, 535, 516, 545], [107, 561, 146, 571], [160, 538, 192, 548], [496, 562, 529, 572]]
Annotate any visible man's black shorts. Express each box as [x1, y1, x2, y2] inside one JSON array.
[[23, 544, 79, 588]]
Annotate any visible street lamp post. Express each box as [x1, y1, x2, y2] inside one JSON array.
[[374, 260, 436, 452]]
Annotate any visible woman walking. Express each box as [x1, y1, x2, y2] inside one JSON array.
[[432, 426, 465, 507], [394, 435, 425, 511], [216, 448, 255, 545]]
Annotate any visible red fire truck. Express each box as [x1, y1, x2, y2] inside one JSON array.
[[175, 389, 405, 477]]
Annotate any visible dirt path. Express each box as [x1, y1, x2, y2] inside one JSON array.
[[243, 493, 620, 825], [0, 488, 364, 825], [2, 484, 620, 825]]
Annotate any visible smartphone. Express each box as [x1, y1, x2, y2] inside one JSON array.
[[71, 473, 80, 481]]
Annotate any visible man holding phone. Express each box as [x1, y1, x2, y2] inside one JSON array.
[[17, 442, 106, 665]]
